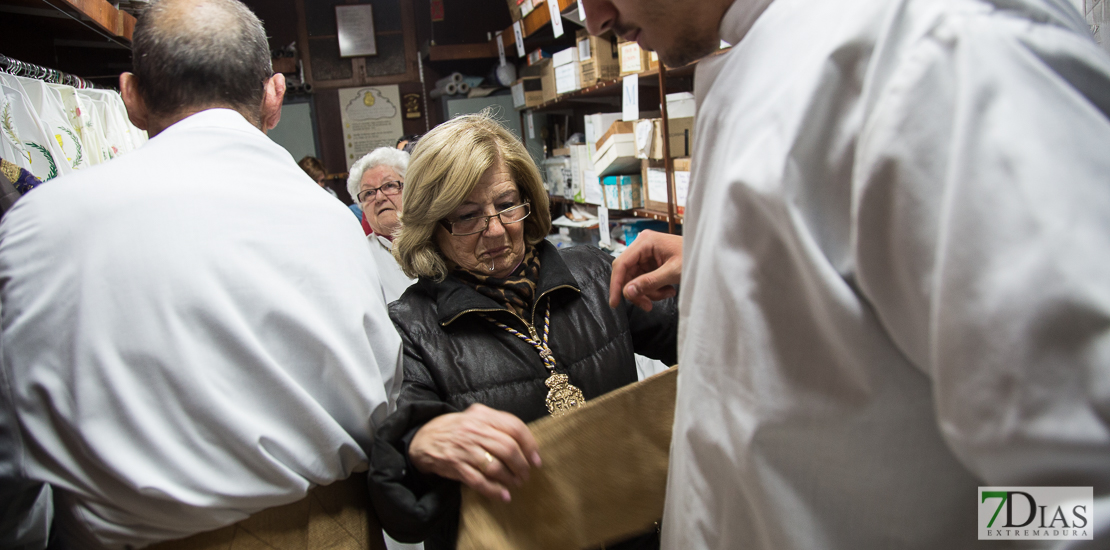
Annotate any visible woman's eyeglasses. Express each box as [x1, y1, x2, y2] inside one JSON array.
[[357, 181, 403, 204], [441, 202, 531, 236]]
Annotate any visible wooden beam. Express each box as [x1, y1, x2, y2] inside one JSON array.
[[55, 0, 136, 41], [429, 42, 499, 61]]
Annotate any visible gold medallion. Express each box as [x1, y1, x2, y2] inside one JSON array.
[[544, 372, 585, 416]]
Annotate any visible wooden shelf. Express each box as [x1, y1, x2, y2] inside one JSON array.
[[0, 0, 137, 41], [504, 0, 578, 47], [427, 0, 577, 61]]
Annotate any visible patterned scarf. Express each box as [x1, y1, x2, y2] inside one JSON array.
[[452, 245, 542, 320]]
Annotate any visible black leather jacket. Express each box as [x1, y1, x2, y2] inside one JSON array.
[[368, 241, 678, 549]]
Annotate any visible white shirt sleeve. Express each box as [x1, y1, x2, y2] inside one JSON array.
[[853, 6, 1110, 490]]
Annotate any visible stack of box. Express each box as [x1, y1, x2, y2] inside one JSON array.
[[602, 175, 643, 210], [585, 112, 622, 153], [576, 30, 620, 87], [617, 39, 658, 76], [552, 47, 580, 95], [593, 120, 640, 176]]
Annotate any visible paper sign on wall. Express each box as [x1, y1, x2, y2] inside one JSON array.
[[497, 32, 506, 67], [548, 0, 565, 38], [338, 85, 404, 168], [527, 111, 535, 139], [598, 206, 611, 247], [622, 73, 639, 121], [513, 21, 526, 57]]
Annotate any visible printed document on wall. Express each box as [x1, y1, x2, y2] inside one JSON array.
[[338, 85, 403, 168]]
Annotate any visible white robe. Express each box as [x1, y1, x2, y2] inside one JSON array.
[[0, 109, 403, 549], [368, 233, 416, 304], [664, 0, 1110, 548]]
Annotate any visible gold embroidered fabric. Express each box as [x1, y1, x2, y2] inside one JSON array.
[[1, 159, 20, 184], [458, 367, 678, 550], [148, 473, 387, 550]]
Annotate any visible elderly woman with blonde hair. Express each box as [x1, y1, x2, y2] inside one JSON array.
[[366, 111, 677, 550]]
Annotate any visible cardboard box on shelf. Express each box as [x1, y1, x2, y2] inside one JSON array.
[[506, 0, 532, 22], [527, 48, 552, 66], [524, 58, 555, 104], [552, 46, 578, 68], [577, 29, 620, 87], [618, 40, 650, 75], [585, 113, 623, 152], [666, 92, 696, 118], [552, 46, 580, 95], [602, 174, 643, 210], [665, 116, 694, 157], [640, 157, 691, 214], [555, 62, 580, 95], [511, 76, 545, 110], [595, 119, 636, 153], [595, 133, 639, 176]]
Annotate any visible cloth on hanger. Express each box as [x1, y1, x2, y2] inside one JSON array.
[[9, 74, 84, 174], [0, 77, 62, 181], [47, 83, 102, 166]]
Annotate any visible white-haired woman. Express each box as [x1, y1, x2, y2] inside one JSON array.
[[348, 146, 416, 301]]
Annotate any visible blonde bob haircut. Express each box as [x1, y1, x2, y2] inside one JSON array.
[[393, 110, 551, 281]]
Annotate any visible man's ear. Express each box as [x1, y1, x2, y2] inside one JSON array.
[[260, 73, 286, 133], [120, 72, 149, 131]]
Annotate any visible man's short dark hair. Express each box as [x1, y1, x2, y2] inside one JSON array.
[[132, 0, 273, 121]]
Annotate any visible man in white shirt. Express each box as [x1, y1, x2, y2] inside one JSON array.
[[0, 1, 402, 548], [586, 0, 1110, 548], [348, 147, 417, 303]]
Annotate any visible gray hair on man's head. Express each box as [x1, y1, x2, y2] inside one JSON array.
[[131, 0, 272, 124], [347, 147, 410, 202]]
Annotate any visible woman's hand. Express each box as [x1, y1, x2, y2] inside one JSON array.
[[408, 403, 542, 502]]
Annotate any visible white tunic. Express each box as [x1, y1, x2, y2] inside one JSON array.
[[664, 0, 1110, 548], [368, 233, 416, 303], [0, 109, 403, 549]]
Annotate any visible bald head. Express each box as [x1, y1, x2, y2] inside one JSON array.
[[131, 0, 273, 125]]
